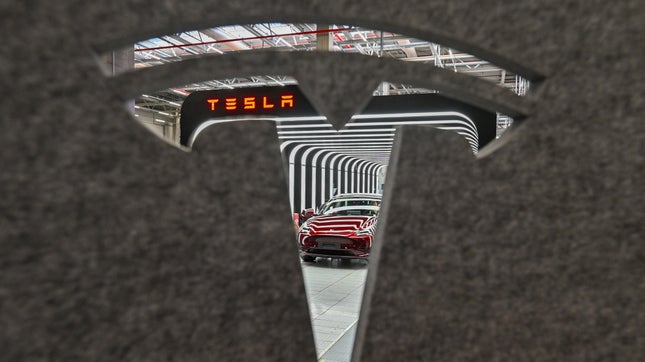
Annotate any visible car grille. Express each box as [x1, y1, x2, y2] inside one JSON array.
[[306, 235, 369, 253], [316, 236, 352, 244]]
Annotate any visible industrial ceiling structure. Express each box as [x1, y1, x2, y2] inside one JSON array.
[[131, 24, 528, 121], [126, 23, 526, 180]]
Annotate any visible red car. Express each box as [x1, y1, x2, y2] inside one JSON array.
[[298, 194, 381, 262]]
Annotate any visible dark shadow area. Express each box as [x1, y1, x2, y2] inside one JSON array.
[[302, 257, 370, 270]]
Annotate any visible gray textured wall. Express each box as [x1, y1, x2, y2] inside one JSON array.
[[1, 1, 643, 361]]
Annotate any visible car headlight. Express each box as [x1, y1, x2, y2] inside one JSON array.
[[299, 223, 311, 234], [354, 228, 371, 236]]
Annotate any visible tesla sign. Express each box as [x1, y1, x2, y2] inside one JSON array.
[[180, 85, 318, 145], [179, 85, 497, 149], [206, 94, 295, 112]]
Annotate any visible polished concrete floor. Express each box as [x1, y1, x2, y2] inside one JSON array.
[[300, 258, 368, 362]]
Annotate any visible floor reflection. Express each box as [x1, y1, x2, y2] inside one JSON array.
[[301, 258, 368, 361]]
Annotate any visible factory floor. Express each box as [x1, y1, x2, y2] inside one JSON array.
[[301, 258, 368, 362]]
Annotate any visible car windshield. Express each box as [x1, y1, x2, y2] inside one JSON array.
[[319, 198, 380, 216]]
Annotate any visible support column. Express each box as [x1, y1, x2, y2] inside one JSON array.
[[104, 46, 135, 113], [316, 25, 333, 52]]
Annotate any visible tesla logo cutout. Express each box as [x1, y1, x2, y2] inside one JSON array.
[[207, 94, 295, 112]]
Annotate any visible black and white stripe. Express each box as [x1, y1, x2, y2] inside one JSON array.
[[182, 89, 496, 214], [187, 111, 480, 213], [277, 111, 479, 212]]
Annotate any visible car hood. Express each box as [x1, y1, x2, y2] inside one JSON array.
[[305, 215, 374, 235]]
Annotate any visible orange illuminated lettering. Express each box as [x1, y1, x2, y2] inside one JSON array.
[[262, 96, 275, 109], [280, 94, 294, 108], [244, 96, 256, 110], [207, 98, 219, 111], [225, 97, 237, 111]]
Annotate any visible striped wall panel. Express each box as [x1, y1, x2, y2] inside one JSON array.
[[180, 86, 496, 213]]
